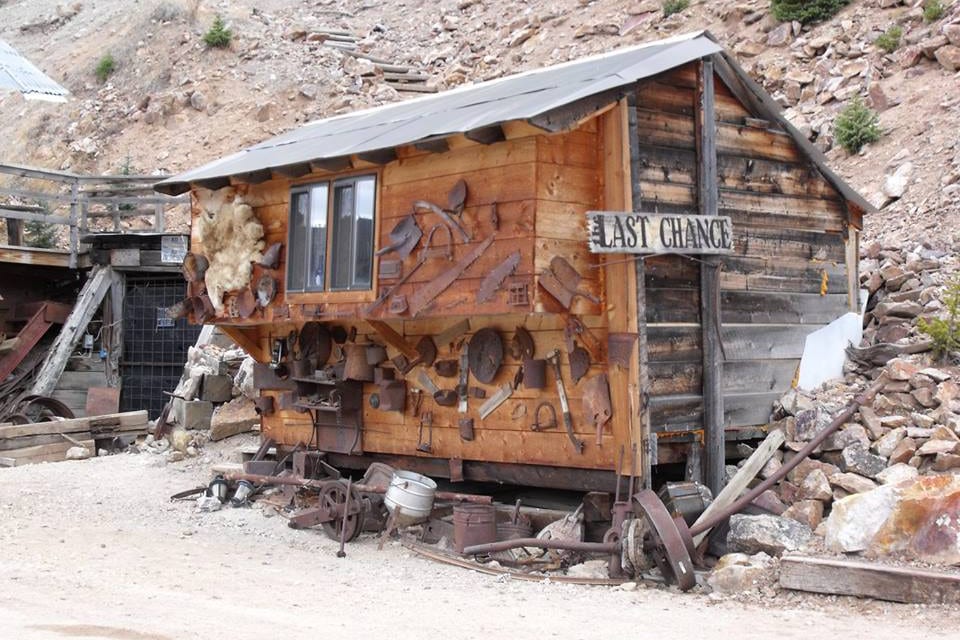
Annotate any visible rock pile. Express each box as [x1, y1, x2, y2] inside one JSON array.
[[724, 244, 960, 571]]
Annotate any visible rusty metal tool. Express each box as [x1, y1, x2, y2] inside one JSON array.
[[420, 223, 453, 261], [546, 349, 583, 454], [337, 477, 353, 558], [478, 383, 513, 420], [477, 250, 521, 303], [531, 401, 558, 431], [375, 214, 422, 260], [413, 199, 471, 242], [510, 326, 535, 361], [448, 179, 468, 214], [417, 412, 433, 453], [457, 342, 469, 414], [413, 368, 439, 396], [407, 234, 495, 315], [582, 374, 612, 446]]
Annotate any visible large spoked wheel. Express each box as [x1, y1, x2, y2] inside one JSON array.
[[633, 489, 697, 591], [319, 482, 365, 542]]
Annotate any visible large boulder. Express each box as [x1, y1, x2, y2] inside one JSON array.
[[823, 484, 899, 553], [870, 474, 960, 565], [727, 514, 813, 556]]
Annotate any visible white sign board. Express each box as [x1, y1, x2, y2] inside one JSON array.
[[586, 211, 734, 255]]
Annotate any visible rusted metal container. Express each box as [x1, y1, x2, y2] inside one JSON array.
[[522, 358, 546, 389], [453, 503, 496, 553]]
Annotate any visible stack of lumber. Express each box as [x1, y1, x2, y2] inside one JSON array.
[[310, 28, 436, 93], [0, 410, 149, 467]]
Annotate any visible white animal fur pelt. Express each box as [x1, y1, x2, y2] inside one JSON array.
[[195, 187, 265, 312]]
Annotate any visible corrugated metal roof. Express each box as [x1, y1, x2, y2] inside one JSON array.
[[155, 30, 872, 214], [0, 38, 68, 102]]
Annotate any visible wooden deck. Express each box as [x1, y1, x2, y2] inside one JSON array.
[[0, 244, 90, 268]]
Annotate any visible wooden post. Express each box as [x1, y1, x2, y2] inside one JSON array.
[[68, 178, 79, 270], [104, 270, 125, 388], [695, 59, 724, 495], [626, 92, 652, 489], [601, 99, 645, 485], [5, 218, 23, 245]]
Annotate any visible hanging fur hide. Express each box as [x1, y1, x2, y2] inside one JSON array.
[[195, 187, 265, 313]]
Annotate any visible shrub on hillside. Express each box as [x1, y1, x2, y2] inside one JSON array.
[[834, 97, 881, 154], [923, 0, 944, 22], [770, 0, 849, 24], [918, 278, 960, 361], [875, 25, 903, 53], [94, 53, 115, 82], [203, 15, 232, 48], [662, 0, 690, 17]]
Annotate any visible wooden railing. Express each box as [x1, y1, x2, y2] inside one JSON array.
[[0, 163, 189, 268]]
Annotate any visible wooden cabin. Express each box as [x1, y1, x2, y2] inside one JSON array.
[[156, 32, 871, 495]]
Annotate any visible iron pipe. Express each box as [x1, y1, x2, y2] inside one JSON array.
[[463, 538, 620, 555], [688, 372, 889, 537], [223, 471, 493, 504]]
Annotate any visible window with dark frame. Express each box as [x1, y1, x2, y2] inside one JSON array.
[[286, 175, 376, 293]]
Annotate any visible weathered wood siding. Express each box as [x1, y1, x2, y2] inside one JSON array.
[[189, 124, 615, 472], [635, 63, 852, 437]]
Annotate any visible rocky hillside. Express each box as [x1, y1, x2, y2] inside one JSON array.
[[0, 0, 958, 243]]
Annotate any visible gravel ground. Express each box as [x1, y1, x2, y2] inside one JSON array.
[[2, 442, 959, 640]]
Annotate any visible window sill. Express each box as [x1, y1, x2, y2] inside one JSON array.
[[285, 290, 376, 305]]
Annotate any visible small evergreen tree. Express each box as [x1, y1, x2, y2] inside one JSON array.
[[918, 278, 960, 361], [770, 0, 849, 24], [24, 219, 59, 248], [875, 25, 903, 54], [834, 97, 881, 154], [923, 0, 944, 22], [203, 15, 232, 48], [95, 53, 116, 82], [662, 0, 690, 17]]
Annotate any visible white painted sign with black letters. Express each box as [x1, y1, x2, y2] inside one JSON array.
[[586, 211, 734, 255]]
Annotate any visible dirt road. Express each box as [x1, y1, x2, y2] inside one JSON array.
[[2, 449, 958, 640]]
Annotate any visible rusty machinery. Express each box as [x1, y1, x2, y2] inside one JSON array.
[[464, 374, 889, 590]]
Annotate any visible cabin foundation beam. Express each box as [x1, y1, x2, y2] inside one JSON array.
[[695, 59, 725, 495]]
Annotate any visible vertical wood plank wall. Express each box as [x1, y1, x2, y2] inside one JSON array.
[[634, 63, 852, 440]]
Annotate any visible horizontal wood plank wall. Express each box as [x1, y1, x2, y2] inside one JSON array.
[[220, 123, 615, 472], [636, 64, 851, 436]]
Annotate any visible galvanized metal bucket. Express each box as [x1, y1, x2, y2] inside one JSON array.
[[384, 470, 437, 525]]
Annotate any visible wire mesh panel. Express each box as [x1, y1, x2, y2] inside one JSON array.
[[120, 275, 201, 418]]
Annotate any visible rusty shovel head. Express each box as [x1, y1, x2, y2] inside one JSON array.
[[569, 346, 590, 384], [260, 242, 283, 269], [468, 328, 504, 384], [509, 326, 535, 361], [181, 252, 209, 283], [448, 178, 468, 213], [237, 287, 258, 318], [375, 214, 422, 261], [582, 374, 612, 426], [416, 336, 437, 367]]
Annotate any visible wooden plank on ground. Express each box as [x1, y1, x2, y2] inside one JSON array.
[[0, 431, 94, 450], [692, 428, 785, 546], [780, 555, 960, 604], [1, 439, 95, 461], [0, 410, 148, 439]]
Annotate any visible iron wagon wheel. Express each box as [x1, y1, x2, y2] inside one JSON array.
[[633, 489, 696, 591], [319, 482, 364, 542]]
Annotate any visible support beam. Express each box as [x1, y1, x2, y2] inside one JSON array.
[[5, 217, 23, 245], [193, 177, 232, 191], [464, 125, 505, 145], [355, 148, 398, 166], [527, 88, 623, 133], [104, 270, 125, 388], [310, 157, 352, 173], [233, 168, 274, 184], [695, 58, 725, 496], [271, 163, 312, 178], [626, 93, 652, 489], [30, 266, 114, 397], [413, 137, 450, 154]]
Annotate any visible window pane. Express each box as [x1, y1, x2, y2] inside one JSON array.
[[307, 184, 329, 291], [287, 192, 308, 291], [330, 182, 355, 290], [353, 176, 375, 289]]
